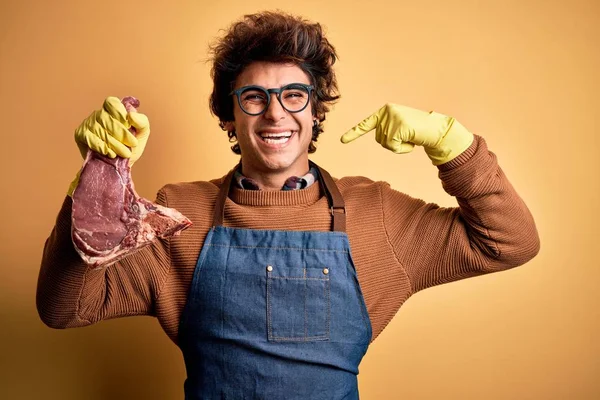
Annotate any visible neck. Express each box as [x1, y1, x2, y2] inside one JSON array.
[[240, 160, 310, 191]]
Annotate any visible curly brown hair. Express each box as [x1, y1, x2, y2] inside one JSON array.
[[208, 11, 340, 154]]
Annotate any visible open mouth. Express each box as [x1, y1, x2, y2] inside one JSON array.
[[258, 131, 294, 144]]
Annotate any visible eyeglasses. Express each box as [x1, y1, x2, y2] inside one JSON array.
[[230, 83, 314, 116]]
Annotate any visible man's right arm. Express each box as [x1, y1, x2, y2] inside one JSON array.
[[37, 96, 169, 328]]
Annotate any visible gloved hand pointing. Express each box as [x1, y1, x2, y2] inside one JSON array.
[[340, 104, 473, 165]]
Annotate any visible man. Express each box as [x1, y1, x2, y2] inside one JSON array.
[[37, 11, 540, 399]]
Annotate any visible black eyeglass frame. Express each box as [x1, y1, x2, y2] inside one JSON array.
[[229, 83, 315, 116]]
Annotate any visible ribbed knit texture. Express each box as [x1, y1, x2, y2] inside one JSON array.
[[37, 135, 540, 344]]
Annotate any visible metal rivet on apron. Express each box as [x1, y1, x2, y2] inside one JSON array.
[[266, 265, 273, 272], [323, 268, 329, 275]]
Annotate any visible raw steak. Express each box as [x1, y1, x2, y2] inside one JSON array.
[[71, 96, 192, 268]]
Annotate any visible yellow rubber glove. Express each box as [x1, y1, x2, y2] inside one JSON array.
[[340, 104, 473, 165], [67, 97, 150, 196]]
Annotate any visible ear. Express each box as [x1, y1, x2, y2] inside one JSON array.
[[222, 121, 235, 132]]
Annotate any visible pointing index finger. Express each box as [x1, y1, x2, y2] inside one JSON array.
[[340, 110, 380, 143]]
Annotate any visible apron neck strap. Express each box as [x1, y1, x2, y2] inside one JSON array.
[[212, 161, 346, 232]]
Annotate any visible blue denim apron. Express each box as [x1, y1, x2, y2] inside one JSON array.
[[178, 163, 372, 399]]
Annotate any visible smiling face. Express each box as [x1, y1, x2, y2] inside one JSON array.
[[224, 62, 316, 182]]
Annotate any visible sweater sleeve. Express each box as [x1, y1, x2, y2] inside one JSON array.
[[36, 189, 172, 329], [381, 135, 540, 293]]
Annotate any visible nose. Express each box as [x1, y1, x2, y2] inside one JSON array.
[[263, 93, 287, 121]]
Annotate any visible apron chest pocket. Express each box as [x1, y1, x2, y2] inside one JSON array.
[[266, 264, 330, 342]]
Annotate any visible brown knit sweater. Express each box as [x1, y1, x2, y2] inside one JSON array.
[[37, 136, 540, 344]]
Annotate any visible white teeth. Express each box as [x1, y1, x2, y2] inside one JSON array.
[[263, 137, 290, 144], [259, 131, 293, 144], [260, 131, 292, 139]]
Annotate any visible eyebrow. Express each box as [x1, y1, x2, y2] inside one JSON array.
[[236, 81, 311, 88]]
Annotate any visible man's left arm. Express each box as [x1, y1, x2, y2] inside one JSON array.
[[342, 104, 541, 292]]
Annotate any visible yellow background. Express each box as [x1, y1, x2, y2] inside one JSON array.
[[1, 0, 598, 398]]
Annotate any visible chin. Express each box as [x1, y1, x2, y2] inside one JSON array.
[[260, 157, 294, 171]]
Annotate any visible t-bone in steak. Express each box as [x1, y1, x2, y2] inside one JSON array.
[[71, 96, 192, 268]]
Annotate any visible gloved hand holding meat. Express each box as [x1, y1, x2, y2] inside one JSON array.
[[69, 96, 191, 268]]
